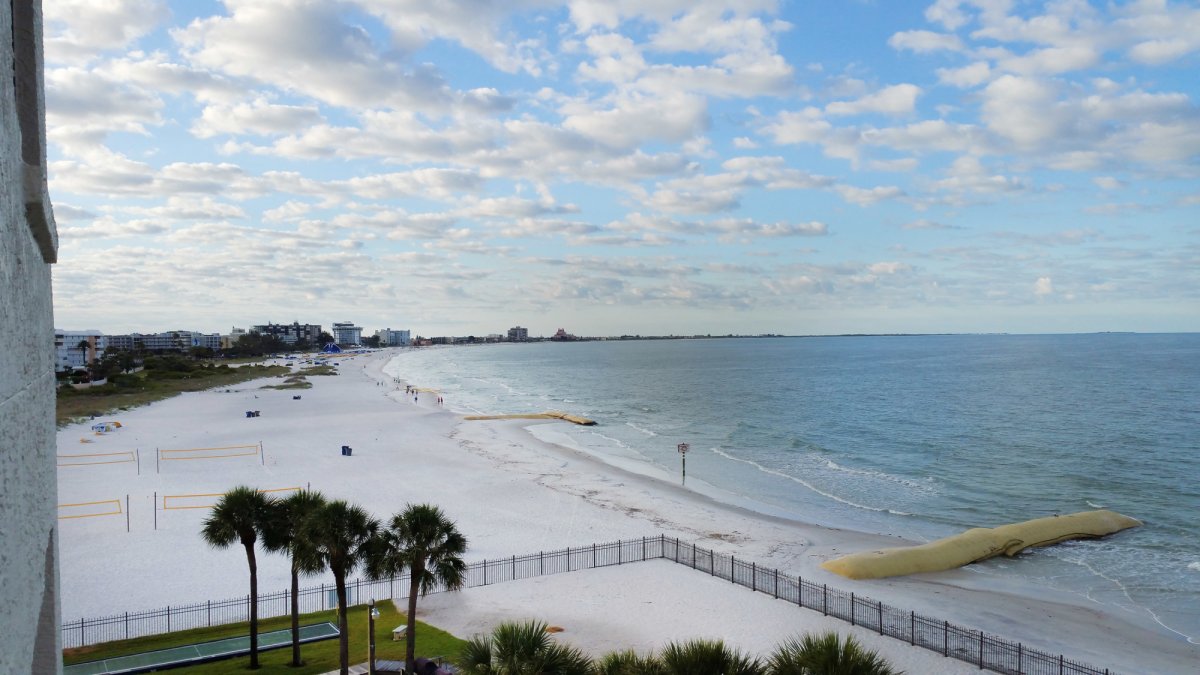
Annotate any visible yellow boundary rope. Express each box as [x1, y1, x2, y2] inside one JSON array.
[[58, 499, 122, 519], [159, 444, 258, 460], [57, 451, 136, 467], [162, 486, 300, 510]]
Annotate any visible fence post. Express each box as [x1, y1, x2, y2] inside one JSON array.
[[125, 612, 129, 639], [943, 620, 949, 657], [642, 536, 646, 561], [730, 556, 735, 583], [822, 584, 828, 615], [752, 563, 757, 591], [1017, 643, 1022, 673], [797, 575, 803, 608], [878, 600, 884, 635], [540, 550, 544, 575], [850, 592, 856, 625], [321, 583, 325, 610], [207, 600, 211, 626], [80, 618, 84, 646], [978, 629, 983, 669], [910, 611, 914, 645], [512, 555, 516, 580], [692, 543, 697, 569], [592, 543, 596, 568], [1058, 655, 1064, 675], [618, 540, 622, 564], [773, 568, 778, 599], [484, 560, 488, 585], [167, 605, 171, 632], [567, 547, 571, 571]]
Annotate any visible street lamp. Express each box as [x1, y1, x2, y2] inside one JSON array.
[[677, 443, 690, 485], [368, 599, 380, 675]]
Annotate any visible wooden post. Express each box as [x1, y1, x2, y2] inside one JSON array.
[[153, 491, 157, 530], [125, 494, 130, 532], [136, 448, 140, 475]]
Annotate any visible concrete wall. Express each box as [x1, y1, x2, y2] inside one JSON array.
[[1, 1, 62, 672]]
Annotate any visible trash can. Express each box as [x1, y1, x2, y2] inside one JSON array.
[[245, 411, 253, 418], [341, 445, 352, 456]]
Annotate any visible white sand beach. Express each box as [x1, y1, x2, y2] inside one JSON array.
[[56, 350, 1198, 673]]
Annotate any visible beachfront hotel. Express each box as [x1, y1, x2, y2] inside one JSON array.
[[332, 321, 364, 346]]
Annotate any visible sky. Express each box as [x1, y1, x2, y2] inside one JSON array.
[[45, 0, 1200, 338]]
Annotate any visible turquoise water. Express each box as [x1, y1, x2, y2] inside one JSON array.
[[385, 334, 1199, 642]]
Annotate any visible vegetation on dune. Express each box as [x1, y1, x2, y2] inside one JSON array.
[[56, 356, 288, 426]]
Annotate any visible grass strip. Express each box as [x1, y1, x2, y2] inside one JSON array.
[[63, 600, 467, 674]]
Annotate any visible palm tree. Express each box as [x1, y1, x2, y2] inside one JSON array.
[[766, 632, 901, 675], [260, 489, 327, 667], [303, 499, 380, 675], [595, 650, 664, 675], [201, 486, 272, 669], [459, 620, 593, 675], [368, 503, 467, 674], [659, 639, 763, 675]]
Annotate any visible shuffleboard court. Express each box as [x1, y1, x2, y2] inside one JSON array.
[[64, 622, 340, 675]]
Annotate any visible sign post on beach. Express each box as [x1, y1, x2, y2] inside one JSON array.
[[677, 443, 689, 485]]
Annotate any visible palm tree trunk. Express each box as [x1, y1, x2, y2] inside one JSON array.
[[290, 561, 301, 666], [406, 571, 420, 674], [246, 543, 260, 669], [336, 574, 349, 675]]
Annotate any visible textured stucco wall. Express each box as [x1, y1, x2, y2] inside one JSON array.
[[1, 0, 62, 672]]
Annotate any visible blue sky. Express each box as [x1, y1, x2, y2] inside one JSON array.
[[45, 0, 1200, 337]]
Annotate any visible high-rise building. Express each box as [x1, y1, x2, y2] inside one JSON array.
[[331, 321, 363, 346], [508, 326, 529, 341]]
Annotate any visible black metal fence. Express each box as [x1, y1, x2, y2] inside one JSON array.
[[63, 535, 1114, 675], [61, 537, 663, 649], [659, 537, 1115, 675]]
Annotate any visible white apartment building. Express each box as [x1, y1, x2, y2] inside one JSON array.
[[375, 328, 411, 346], [53, 329, 105, 372]]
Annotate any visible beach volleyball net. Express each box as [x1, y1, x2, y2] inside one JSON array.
[[161, 487, 301, 511], [58, 450, 136, 467], [59, 499, 122, 520]]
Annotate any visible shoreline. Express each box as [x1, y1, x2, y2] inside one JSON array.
[[55, 350, 1197, 673]]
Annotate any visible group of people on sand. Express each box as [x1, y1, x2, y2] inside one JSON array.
[[402, 383, 444, 406]]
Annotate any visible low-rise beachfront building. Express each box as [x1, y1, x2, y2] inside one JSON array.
[[375, 328, 410, 346], [53, 329, 106, 371], [508, 326, 529, 341], [105, 330, 221, 353], [1, 2, 63, 669], [332, 321, 363, 346], [250, 321, 322, 346], [221, 326, 247, 349]]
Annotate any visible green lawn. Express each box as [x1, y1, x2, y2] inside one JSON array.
[[63, 600, 467, 673]]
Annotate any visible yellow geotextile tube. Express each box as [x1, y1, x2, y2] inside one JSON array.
[[822, 510, 1141, 580]]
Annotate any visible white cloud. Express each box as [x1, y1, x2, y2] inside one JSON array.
[[1034, 276, 1054, 296], [888, 30, 963, 53], [826, 84, 921, 117], [192, 98, 324, 138], [45, 0, 169, 64]]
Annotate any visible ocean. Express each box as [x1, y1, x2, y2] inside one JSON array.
[[383, 334, 1199, 643]]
